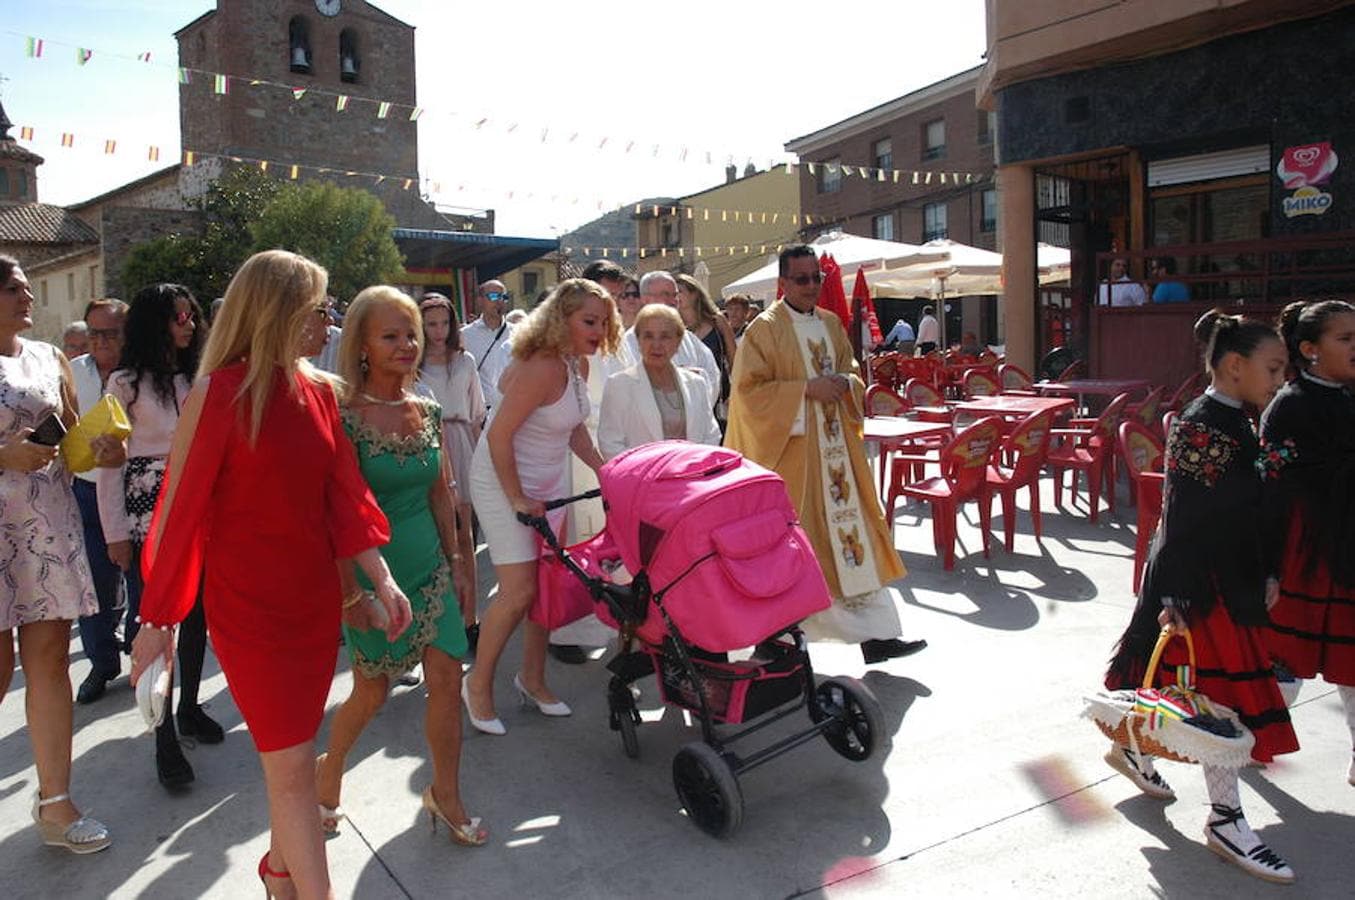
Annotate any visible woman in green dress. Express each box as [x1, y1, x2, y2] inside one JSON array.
[[315, 285, 485, 846]]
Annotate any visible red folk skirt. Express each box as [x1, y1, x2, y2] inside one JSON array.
[[1155, 603, 1299, 764], [1267, 531, 1355, 686]]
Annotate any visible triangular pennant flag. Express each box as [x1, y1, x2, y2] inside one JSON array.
[[137, 51, 152, 62], [103, 140, 116, 154], [60, 133, 74, 148], [25, 37, 44, 58], [77, 48, 93, 65], [147, 146, 160, 161], [178, 67, 192, 84], [336, 95, 349, 111], [19, 126, 33, 141], [290, 164, 299, 179], [184, 150, 195, 165], [403, 178, 412, 190], [408, 107, 423, 121], [292, 87, 307, 100], [213, 73, 229, 95], [377, 101, 391, 119]]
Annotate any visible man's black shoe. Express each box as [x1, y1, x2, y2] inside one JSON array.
[[177, 706, 225, 744], [547, 644, 588, 665], [156, 740, 195, 790], [76, 670, 115, 705], [860, 638, 928, 664]]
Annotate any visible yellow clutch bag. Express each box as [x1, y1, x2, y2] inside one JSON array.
[[61, 394, 132, 473]]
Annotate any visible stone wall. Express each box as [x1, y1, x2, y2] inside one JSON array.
[[101, 206, 205, 297]]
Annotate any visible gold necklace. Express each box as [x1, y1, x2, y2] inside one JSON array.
[[359, 391, 411, 407]]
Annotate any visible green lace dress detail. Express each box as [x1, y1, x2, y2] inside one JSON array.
[[340, 399, 467, 676]]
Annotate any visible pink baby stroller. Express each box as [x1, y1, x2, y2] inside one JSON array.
[[522, 441, 888, 838]]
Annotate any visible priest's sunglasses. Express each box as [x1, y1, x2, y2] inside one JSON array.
[[785, 272, 823, 286]]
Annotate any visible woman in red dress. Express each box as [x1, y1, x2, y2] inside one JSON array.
[[131, 251, 413, 899]]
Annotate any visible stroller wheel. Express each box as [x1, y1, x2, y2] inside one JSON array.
[[812, 677, 886, 762], [672, 742, 743, 838], [608, 681, 642, 760]]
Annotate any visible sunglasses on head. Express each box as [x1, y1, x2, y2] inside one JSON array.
[[787, 272, 823, 286], [174, 310, 196, 326]]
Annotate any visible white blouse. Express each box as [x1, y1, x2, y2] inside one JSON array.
[[96, 370, 190, 543]]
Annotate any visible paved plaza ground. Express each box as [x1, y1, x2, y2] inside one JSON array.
[[2, 477, 1353, 898]]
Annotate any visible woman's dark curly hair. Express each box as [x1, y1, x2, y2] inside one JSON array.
[[120, 283, 205, 410]]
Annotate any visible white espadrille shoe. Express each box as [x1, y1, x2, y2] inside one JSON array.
[[1204, 805, 1295, 884]]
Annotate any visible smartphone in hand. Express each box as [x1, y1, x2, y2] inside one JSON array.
[[27, 412, 67, 447]]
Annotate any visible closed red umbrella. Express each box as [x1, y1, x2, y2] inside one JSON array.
[[852, 266, 884, 347], [816, 253, 851, 330]]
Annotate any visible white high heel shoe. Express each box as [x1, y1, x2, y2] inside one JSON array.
[[513, 673, 571, 717], [461, 679, 506, 735]]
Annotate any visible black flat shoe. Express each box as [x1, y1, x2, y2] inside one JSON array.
[[76, 670, 116, 705], [861, 638, 928, 664], [156, 741, 195, 790], [177, 706, 225, 744], [547, 644, 588, 665], [465, 623, 480, 656]]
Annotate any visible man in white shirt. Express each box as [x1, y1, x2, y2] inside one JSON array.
[[1097, 258, 1149, 307], [70, 298, 130, 704], [916, 306, 940, 354], [460, 279, 515, 410], [622, 271, 720, 395]]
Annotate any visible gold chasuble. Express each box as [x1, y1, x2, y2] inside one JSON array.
[[724, 301, 905, 643]]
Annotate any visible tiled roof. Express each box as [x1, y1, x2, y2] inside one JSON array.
[[0, 202, 100, 244], [0, 140, 43, 165]]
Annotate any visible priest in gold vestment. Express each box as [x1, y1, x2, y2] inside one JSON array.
[[724, 245, 927, 664]]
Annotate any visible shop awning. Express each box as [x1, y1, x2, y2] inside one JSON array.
[[392, 228, 557, 280]]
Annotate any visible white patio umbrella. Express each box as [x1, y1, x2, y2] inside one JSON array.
[[719, 230, 945, 302]]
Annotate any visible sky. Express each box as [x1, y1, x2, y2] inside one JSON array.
[[0, 0, 988, 238]]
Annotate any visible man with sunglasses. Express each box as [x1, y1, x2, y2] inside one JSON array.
[[70, 298, 132, 703], [726, 244, 925, 666], [461, 279, 516, 410]]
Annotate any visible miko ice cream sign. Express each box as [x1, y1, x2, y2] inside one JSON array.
[[1277, 142, 1338, 218]]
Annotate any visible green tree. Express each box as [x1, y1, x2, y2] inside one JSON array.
[[250, 181, 404, 303], [119, 166, 282, 299]]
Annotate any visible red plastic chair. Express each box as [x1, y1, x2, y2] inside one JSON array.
[[1164, 372, 1202, 413], [902, 377, 950, 421], [1118, 421, 1165, 592], [1045, 392, 1130, 524], [1161, 409, 1178, 440], [963, 369, 1001, 398], [891, 416, 1003, 570], [865, 384, 909, 417], [998, 363, 1035, 393], [869, 353, 900, 390], [1055, 359, 1085, 381], [1125, 385, 1166, 436], [985, 411, 1053, 553]]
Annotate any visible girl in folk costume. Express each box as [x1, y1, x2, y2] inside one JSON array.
[[1104, 311, 1297, 884], [1260, 299, 1355, 783]]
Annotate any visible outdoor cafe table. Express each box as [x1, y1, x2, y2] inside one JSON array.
[[1035, 378, 1151, 413], [862, 416, 954, 495], [953, 394, 1076, 425]]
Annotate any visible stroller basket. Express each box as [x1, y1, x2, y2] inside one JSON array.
[[651, 649, 805, 725]]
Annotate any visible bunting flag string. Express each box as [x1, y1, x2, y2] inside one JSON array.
[[8, 31, 982, 182]]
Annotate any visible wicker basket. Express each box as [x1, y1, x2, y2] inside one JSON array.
[[1084, 626, 1255, 767]]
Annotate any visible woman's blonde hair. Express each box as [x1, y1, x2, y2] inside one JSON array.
[[633, 303, 685, 337], [675, 273, 720, 327], [197, 250, 329, 445], [338, 285, 424, 402], [511, 277, 620, 360]]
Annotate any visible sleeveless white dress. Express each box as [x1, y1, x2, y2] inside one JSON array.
[[469, 357, 588, 565], [0, 339, 97, 628]]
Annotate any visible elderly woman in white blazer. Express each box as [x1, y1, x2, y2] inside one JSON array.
[[598, 304, 722, 460]]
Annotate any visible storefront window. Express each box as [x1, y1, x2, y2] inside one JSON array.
[[1151, 181, 1268, 246]]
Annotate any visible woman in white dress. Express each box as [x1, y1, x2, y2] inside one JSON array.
[[598, 303, 722, 460], [417, 294, 485, 642], [462, 279, 620, 734], [0, 255, 110, 853]]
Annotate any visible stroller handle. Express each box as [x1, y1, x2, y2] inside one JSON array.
[[514, 488, 602, 545]]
